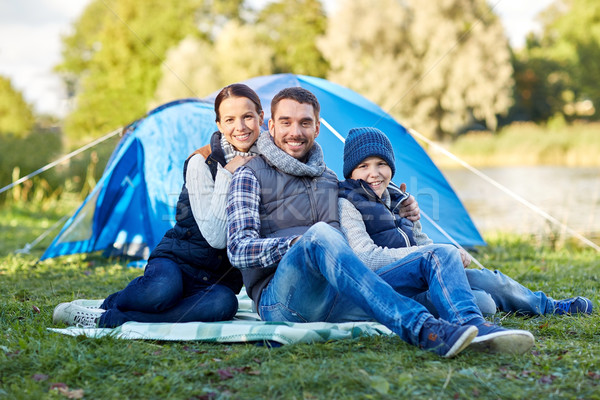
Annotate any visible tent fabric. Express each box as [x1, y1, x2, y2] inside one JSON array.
[[42, 74, 483, 261]]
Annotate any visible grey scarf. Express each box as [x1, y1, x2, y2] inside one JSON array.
[[257, 131, 326, 177], [220, 135, 260, 163]]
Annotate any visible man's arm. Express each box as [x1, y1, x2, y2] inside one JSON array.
[[226, 166, 297, 270]]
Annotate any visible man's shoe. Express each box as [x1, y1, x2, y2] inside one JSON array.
[[71, 299, 105, 310], [419, 319, 478, 358], [468, 322, 534, 354], [52, 302, 103, 327], [553, 297, 593, 315]]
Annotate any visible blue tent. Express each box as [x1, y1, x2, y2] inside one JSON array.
[[41, 74, 484, 261]]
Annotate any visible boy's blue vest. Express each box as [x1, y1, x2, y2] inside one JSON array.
[[338, 179, 416, 248], [150, 131, 243, 293]]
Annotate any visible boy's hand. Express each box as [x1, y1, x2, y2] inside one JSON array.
[[398, 183, 421, 221]]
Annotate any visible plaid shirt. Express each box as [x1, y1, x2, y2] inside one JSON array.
[[226, 166, 297, 270]]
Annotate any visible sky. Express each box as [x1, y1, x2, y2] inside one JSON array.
[[0, 0, 555, 118]]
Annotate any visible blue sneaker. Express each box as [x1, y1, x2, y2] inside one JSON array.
[[468, 322, 534, 355], [418, 319, 478, 358], [553, 297, 593, 315]]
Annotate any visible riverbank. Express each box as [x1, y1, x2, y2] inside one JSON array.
[[427, 121, 600, 168]]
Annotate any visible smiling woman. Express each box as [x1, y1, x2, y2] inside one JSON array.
[[52, 83, 264, 329]]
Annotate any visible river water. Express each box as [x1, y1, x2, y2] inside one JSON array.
[[440, 166, 600, 244]]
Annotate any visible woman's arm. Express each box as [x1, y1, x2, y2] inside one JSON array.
[[338, 197, 423, 271], [186, 154, 231, 249]]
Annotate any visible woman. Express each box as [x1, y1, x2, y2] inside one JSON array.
[[53, 83, 264, 328]]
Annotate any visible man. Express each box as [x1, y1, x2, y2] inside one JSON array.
[[226, 87, 534, 357]]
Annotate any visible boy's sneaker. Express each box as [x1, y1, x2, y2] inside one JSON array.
[[553, 297, 593, 315], [52, 302, 103, 327], [419, 318, 478, 358], [71, 299, 106, 310], [468, 322, 534, 354]]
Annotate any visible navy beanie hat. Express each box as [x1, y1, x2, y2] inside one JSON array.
[[343, 127, 396, 179]]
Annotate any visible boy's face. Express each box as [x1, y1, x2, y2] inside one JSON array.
[[350, 156, 392, 198]]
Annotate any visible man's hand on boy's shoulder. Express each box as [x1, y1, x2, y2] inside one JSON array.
[[398, 183, 421, 222]]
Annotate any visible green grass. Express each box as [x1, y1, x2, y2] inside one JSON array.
[[430, 121, 600, 168], [2, 202, 600, 399]]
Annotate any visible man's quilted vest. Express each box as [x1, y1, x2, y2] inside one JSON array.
[[241, 155, 340, 302]]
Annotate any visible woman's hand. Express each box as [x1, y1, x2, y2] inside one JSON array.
[[398, 183, 420, 221], [224, 155, 254, 173]]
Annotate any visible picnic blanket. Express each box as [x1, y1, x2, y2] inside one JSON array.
[[48, 294, 393, 345]]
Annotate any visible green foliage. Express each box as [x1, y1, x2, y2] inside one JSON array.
[[257, 0, 329, 77], [433, 121, 600, 167], [2, 205, 600, 399], [56, 0, 205, 142], [0, 76, 35, 137], [0, 129, 62, 204], [515, 0, 600, 121], [319, 0, 514, 140]]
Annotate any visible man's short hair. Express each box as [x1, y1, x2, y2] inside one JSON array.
[[271, 87, 320, 120]]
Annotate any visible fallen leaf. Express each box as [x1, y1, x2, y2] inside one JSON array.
[[32, 374, 48, 382], [588, 371, 600, 380], [217, 369, 234, 380], [50, 382, 68, 390], [538, 375, 557, 384], [56, 386, 85, 399], [32, 306, 41, 314]]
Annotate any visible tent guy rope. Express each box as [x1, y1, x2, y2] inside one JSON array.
[[0, 127, 122, 195], [407, 127, 600, 253]]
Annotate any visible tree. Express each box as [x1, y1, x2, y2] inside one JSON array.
[[257, 0, 329, 77], [319, 0, 514, 140], [0, 76, 35, 137], [152, 21, 274, 107], [529, 0, 600, 120], [56, 0, 208, 142]]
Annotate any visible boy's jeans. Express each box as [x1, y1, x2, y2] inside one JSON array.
[[98, 257, 238, 328], [414, 268, 554, 316], [258, 222, 483, 346]]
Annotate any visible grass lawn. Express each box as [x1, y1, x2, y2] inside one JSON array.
[[1, 201, 599, 399]]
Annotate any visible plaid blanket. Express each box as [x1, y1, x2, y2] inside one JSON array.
[[48, 294, 392, 345]]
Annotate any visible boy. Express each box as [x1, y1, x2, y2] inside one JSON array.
[[339, 127, 592, 318]]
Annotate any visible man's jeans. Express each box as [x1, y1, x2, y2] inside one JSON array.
[[258, 222, 484, 346], [414, 268, 554, 316], [98, 257, 238, 328]]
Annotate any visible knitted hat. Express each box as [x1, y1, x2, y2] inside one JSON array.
[[343, 127, 396, 179]]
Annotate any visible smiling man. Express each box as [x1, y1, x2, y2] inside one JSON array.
[[225, 87, 534, 357]]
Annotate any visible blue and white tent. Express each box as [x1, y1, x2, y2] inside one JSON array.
[[41, 74, 484, 261]]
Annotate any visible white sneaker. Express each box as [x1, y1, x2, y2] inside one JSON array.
[[52, 302, 103, 327], [71, 298, 105, 310], [468, 322, 534, 354]]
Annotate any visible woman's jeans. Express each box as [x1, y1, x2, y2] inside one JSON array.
[[98, 257, 238, 328], [413, 268, 554, 316], [258, 222, 484, 346]]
